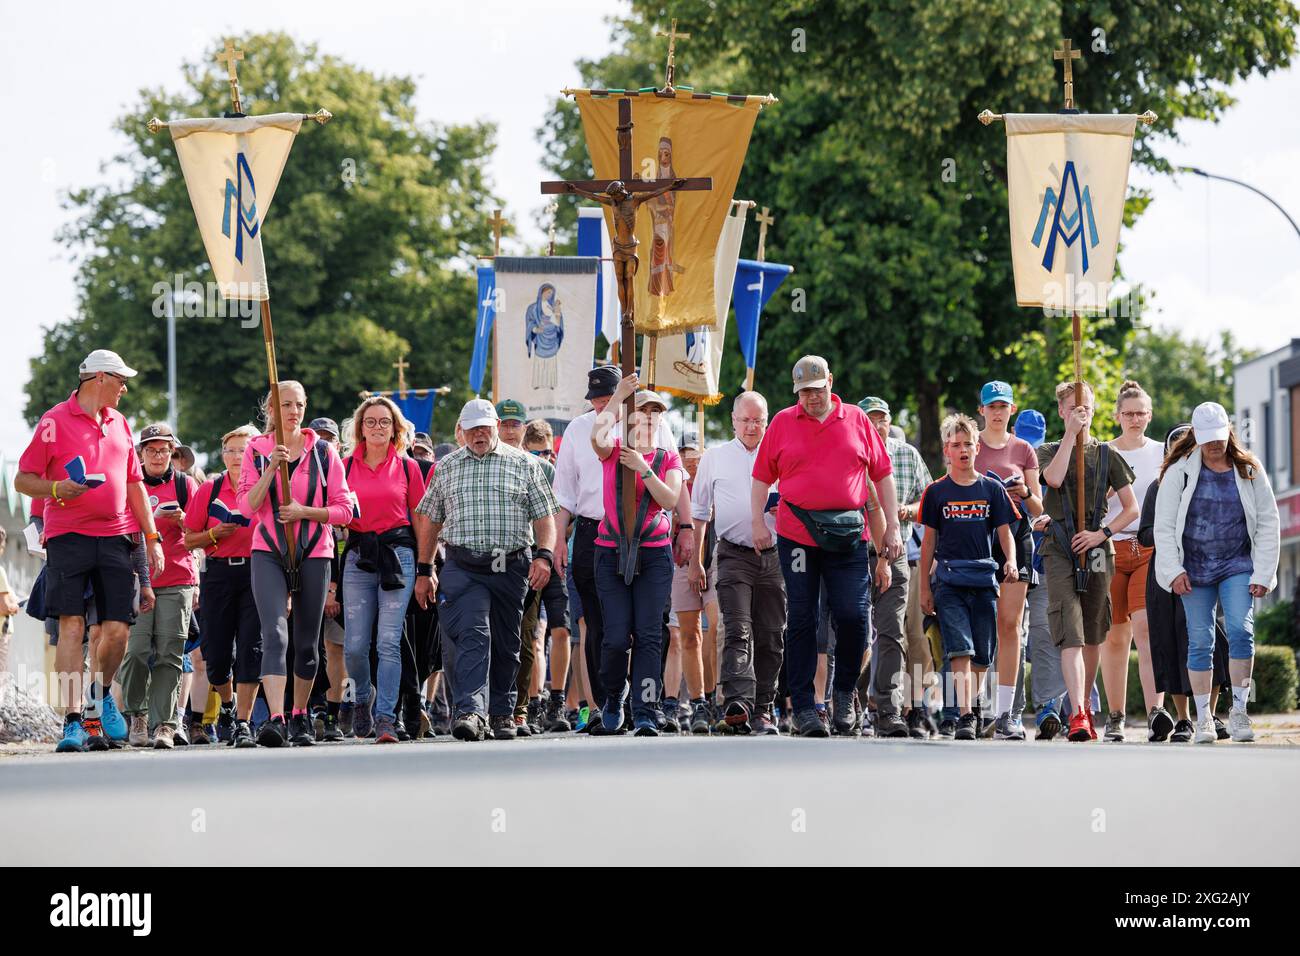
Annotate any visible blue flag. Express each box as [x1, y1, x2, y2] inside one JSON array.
[[731, 259, 793, 371], [470, 264, 496, 393], [393, 392, 437, 436]]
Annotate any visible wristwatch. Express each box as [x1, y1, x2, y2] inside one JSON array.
[[677, 524, 694, 531], [1102, 526, 1114, 539], [533, 548, 554, 569]]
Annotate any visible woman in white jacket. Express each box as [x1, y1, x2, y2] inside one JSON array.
[[1153, 403, 1280, 744]]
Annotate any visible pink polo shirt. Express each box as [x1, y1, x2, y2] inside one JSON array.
[[346, 445, 429, 534], [752, 394, 893, 548], [235, 429, 354, 561], [596, 441, 684, 548], [184, 472, 254, 559], [143, 471, 200, 588], [18, 390, 144, 539]]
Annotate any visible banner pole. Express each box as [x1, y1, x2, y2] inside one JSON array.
[[260, 298, 297, 566]]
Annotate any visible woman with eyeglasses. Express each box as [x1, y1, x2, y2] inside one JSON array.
[[1098, 381, 1171, 742], [183, 425, 261, 747], [340, 396, 427, 743]]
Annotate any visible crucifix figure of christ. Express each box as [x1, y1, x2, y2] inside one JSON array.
[[541, 96, 712, 538]]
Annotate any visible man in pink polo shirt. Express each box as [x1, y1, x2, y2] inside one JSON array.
[[751, 356, 902, 738], [16, 349, 165, 753]]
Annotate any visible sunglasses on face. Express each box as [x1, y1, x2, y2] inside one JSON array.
[[529, 448, 556, 461]]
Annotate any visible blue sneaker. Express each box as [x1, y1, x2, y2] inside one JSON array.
[[1036, 700, 1061, 740], [56, 718, 89, 753], [599, 700, 625, 734], [100, 693, 128, 746], [633, 716, 659, 737]]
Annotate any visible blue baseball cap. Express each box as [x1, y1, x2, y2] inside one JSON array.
[[1014, 409, 1047, 448], [980, 381, 1014, 406]]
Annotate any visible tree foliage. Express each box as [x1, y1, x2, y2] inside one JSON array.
[[30, 33, 500, 454]]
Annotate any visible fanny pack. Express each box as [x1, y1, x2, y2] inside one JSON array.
[[785, 501, 864, 553], [935, 557, 999, 589]]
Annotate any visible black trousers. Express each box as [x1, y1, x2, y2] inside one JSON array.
[[571, 517, 607, 705]]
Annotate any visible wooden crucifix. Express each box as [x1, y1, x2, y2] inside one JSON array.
[[541, 97, 712, 539]]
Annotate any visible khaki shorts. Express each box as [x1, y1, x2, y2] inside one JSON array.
[[1109, 538, 1152, 622], [1043, 549, 1114, 649], [670, 560, 717, 615]]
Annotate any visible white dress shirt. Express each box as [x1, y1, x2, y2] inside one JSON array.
[[691, 437, 776, 548], [554, 407, 676, 520]]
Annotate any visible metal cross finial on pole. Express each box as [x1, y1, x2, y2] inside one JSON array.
[[1053, 38, 1082, 110], [393, 354, 410, 399], [656, 19, 691, 92], [216, 39, 245, 115], [755, 206, 774, 264], [488, 209, 507, 257]]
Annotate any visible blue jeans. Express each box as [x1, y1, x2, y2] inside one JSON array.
[[594, 545, 673, 719], [1180, 571, 1254, 671], [343, 546, 415, 720], [777, 535, 872, 713]]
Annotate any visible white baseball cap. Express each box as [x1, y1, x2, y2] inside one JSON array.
[[80, 349, 137, 378], [459, 398, 499, 430], [1192, 402, 1231, 445]]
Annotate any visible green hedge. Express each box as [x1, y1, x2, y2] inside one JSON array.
[[1026, 646, 1298, 715], [1257, 600, 1297, 648]]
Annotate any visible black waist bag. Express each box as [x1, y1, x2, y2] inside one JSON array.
[[785, 501, 864, 553]]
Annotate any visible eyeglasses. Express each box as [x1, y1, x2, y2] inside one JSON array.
[[736, 417, 767, 427], [362, 418, 393, 429], [143, 446, 171, 457], [529, 449, 556, 461], [221, 447, 242, 455], [1120, 411, 1151, 419]]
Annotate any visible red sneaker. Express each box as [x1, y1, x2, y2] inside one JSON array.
[[1067, 710, 1092, 742], [1086, 710, 1098, 740], [82, 716, 111, 752]]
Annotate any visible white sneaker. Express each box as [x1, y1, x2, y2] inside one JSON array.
[[1194, 715, 1217, 744], [1228, 707, 1255, 742]]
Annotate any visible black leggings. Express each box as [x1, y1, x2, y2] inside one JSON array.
[[251, 553, 331, 681]]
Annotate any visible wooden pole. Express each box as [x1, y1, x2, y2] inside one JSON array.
[[646, 335, 658, 389], [260, 298, 296, 566], [696, 399, 706, 446], [619, 309, 637, 537], [744, 367, 755, 392], [1072, 309, 1085, 570]]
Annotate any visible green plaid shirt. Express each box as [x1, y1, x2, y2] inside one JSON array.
[[415, 441, 558, 552], [886, 436, 932, 541]]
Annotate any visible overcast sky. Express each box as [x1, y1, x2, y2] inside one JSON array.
[[2, 1, 1297, 456]]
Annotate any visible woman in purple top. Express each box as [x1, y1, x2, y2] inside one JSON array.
[[590, 373, 684, 736]]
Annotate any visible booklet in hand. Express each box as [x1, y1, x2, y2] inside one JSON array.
[[209, 499, 250, 527], [64, 456, 106, 488]]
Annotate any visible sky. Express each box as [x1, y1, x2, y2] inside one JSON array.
[[1, 1, 1298, 457]]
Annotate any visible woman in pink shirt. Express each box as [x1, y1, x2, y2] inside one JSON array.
[[236, 380, 354, 747], [590, 373, 684, 736], [341, 396, 427, 743]]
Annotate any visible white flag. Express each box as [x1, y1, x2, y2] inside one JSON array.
[[641, 203, 749, 404], [169, 113, 304, 301], [1003, 113, 1137, 311], [494, 257, 599, 421]]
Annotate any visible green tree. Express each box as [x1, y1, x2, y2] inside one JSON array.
[[29, 32, 499, 454], [539, 1, 1296, 463], [1121, 326, 1257, 440]]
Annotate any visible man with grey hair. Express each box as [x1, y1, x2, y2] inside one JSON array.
[[412, 399, 559, 742], [691, 391, 787, 734]]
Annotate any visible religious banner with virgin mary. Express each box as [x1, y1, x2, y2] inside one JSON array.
[[493, 256, 599, 420]]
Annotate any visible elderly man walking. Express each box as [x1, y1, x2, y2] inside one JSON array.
[[751, 357, 901, 738], [691, 391, 787, 734], [413, 399, 558, 742]]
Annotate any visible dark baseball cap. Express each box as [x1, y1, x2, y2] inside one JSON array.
[[412, 432, 434, 452], [495, 399, 528, 422], [137, 422, 180, 450], [309, 417, 340, 438], [585, 365, 621, 400]]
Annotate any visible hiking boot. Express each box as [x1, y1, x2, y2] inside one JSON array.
[[187, 713, 212, 745], [660, 699, 681, 734], [82, 717, 111, 752], [374, 715, 399, 743], [777, 709, 793, 735], [352, 701, 374, 739], [288, 713, 314, 746], [216, 708, 235, 743], [831, 692, 856, 736], [689, 700, 712, 735], [1103, 711, 1126, 742], [232, 719, 256, 748], [338, 702, 355, 737], [1213, 716, 1230, 741], [906, 708, 933, 739], [1147, 706, 1174, 742], [514, 715, 532, 737], [723, 700, 752, 735], [876, 712, 910, 739], [312, 709, 327, 742], [794, 708, 829, 738], [128, 714, 150, 748], [152, 725, 176, 749], [1194, 714, 1217, 744], [490, 715, 517, 740], [319, 712, 344, 742], [993, 712, 1024, 741], [452, 712, 487, 742], [954, 712, 979, 740], [1170, 718, 1194, 743], [257, 715, 288, 748], [1227, 707, 1254, 742], [526, 697, 547, 735], [752, 709, 778, 735], [1067, 710, 1092, 742], [937, 717, 957, 738], [1036, 705, 1061, 740], [544, 696, 571, 733]]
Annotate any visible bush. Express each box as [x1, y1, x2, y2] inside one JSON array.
[[1256, 600, 1297, 648]]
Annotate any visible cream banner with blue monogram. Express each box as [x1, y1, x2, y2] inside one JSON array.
[[1003, 113, 1137, 312], [168, 113, 304, 301]]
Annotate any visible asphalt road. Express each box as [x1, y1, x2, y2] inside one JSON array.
[[2, 734, 1297, 866]]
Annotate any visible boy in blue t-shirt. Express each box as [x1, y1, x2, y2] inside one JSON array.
[[918, 414, 1019, 740]]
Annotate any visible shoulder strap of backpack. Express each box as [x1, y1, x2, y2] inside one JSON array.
[[1092, 443, 1111, 531], [211, 472, 224, 505], [173, 472, 189, 511]]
